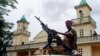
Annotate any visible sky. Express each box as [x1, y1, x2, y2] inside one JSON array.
[[4, 0, 100, 41]]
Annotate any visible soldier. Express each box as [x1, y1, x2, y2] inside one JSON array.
[[56, 20, 80, 55], [93, 31, 97, 40]]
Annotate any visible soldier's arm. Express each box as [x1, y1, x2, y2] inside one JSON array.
[[54, 30, 75, 37], [56, 31, 67, 36], [65, 29, 76, 38]]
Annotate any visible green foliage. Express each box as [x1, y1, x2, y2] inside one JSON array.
[[0, 19, 14, 56], [0, 0, 18, 18], [0, 20, 5, 37], [0, 0, 18, 56]]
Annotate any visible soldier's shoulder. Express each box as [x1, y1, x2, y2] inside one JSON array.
[[72, 28, 76, 32]]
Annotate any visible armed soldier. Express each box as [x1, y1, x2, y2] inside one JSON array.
[[55, 20, 80, 56], [35, 16, 80, 55]]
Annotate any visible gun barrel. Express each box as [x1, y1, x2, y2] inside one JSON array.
[[35, 16, 42, 23]]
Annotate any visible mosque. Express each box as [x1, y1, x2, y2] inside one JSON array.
[[6, 0, 100, 56]]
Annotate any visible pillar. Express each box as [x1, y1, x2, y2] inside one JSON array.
[[28, 51, 31, 56]]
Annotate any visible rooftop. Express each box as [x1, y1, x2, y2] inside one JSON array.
[[75, 0, 92, 11], [80, 0, 87, 6], [17, 15, 29, 23]]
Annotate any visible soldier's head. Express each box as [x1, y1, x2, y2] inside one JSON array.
[[65, 20, 72, 30]]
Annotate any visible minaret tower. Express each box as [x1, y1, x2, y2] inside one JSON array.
[[12, 15, 30, 46], [72, 0, 96, 37]]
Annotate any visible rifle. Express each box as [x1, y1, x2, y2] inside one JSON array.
[[35, 16, 51, 34], [35, 16, 65, 52]]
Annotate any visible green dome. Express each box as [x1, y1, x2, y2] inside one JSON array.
[[17, 15, 29, 23], [75, 0, 92, 11], [80, 0, 87, 6]]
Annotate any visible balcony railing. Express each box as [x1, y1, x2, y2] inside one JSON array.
[[77, 35, 100, 44], [72, 16, 96, 28], [7, 35, 100, 51], [15, 44, 30, 50], [13, 30, 30, 36], [6, 42, 47, 51], [6, 46, 16, 51]]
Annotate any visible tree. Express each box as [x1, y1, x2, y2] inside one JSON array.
[[0, 20, 14, 56], [0, 0, 18, 18], [0, 0, 18, 56]]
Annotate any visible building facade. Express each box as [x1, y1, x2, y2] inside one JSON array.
[[7, 0, 100, 56], [72, 0, 99, 56]]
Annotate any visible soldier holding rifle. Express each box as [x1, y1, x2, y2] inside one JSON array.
[[55, 20, 81, 56], [35, 16, 80, 56]]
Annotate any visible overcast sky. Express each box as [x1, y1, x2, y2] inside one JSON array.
[[4, 0, 100, 41]]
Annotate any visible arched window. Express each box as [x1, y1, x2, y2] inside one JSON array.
[[79, 10, 83, 23], [79, 10, 83, 18], [79, 10, 82, 13], [90, 30, 92, 36], [22, 42, 24, 45], [23, 26, 26, 30], [80, 29, 84, 37]]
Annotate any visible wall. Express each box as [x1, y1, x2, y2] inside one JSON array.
[[33, 30, 48, 43], [7, 52, 17, 56], [78, 45, 92, 56], [92, 46, 100, 56], [76, 6, 91, 18], [12, 35, 29, 46], [73, 24, 95, 37]]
